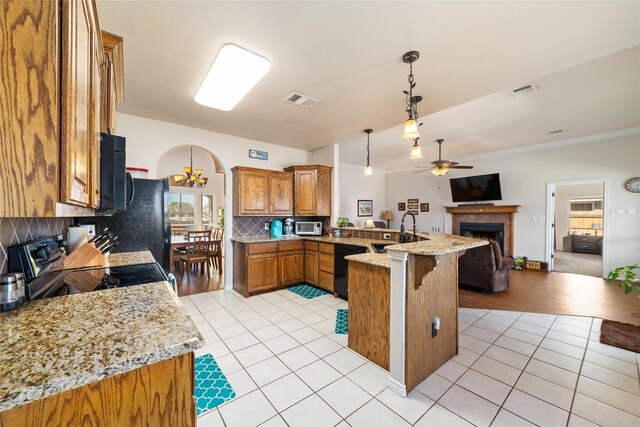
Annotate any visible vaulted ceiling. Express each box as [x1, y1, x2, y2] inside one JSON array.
[[98, 1, 640, 166]]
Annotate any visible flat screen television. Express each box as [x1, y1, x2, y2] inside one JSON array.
[[450, 173, 502, 203]]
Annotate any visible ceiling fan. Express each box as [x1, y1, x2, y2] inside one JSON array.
[[414, 139, 473, 175]]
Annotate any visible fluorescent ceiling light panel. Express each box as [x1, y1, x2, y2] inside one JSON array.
[[195, 44, 270, 111]]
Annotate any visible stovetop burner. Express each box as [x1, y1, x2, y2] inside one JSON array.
[[27, 263, 168, 300]]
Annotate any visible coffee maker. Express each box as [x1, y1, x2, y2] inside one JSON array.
[[270, 219, 283, 238], [283, 218, 294, 237]]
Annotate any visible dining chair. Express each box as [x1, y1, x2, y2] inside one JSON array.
[[179, 230, 211, 277], [208, 227, 224, 274], [171, 225, 188, 236], [171, 226, 190, 269]]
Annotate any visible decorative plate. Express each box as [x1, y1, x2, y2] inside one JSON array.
[[625, 177, 640, 193]]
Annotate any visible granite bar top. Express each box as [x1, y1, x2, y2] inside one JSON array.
[[231, 235, 392, 251], [345, 253, 391, 269], [105, 250, 156, 267], [0, 281, 203, 412], [386, 232, 488, 255]]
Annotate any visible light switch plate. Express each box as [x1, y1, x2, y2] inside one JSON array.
[[383, 233, 391, 240]]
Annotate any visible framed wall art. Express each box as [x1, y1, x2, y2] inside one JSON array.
[[358, 200, 373, 217], [420, 203, 429, 212], [398, 203, 406, 211]]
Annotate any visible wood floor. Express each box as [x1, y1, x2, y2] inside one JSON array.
[[459, 269, 640, 326], [171, 260, 225, 297]]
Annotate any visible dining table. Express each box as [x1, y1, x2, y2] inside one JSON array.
[[170, 234, 223, 274]]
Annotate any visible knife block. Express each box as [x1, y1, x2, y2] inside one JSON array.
[[64, 242, 105, 269]]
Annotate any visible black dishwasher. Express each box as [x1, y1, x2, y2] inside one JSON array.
[[334, 244, 367, 300]]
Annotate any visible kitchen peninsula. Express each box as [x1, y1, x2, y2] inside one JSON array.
[[0, 251, 202, 426]]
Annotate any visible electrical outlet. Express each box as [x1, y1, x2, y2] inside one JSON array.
[[264, 222, 270, 230], [383, 233, 391, 240]]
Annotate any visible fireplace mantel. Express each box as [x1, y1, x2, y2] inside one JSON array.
[[445, 205, 520, 215], [446, 205, 520, 256]]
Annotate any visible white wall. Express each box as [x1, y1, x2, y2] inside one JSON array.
[[385, 134, 640, 274], [554, 182, 603, 249], [339, 163, 387, 227], [117, 113, 311, 285]]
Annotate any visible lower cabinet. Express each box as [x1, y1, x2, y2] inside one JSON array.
[[303, 241, 334, 292], [247, 253, 279, 292], [304, 250, 319, 285], [280, 250, 304, 286]]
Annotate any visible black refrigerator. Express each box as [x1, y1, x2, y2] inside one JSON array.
[[78, 178, 171, 270]]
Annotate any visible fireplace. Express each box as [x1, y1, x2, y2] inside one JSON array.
[[446, 205, 520, 257], [460, 222, 505, 254]]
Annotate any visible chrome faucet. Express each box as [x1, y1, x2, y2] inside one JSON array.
[[400, 212, 417, 243]]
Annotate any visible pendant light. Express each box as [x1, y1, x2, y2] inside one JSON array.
[[402, 51, 422, 139], [364, 129, 373, 175], [410, 138, 423, 159]]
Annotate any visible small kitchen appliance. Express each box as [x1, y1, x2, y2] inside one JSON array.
[[0, 274, 20, 311], [270, 219, 283, 238], [295, 221, 322, 236], [283, 218, 294, 237]]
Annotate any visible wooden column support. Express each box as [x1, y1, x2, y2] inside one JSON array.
[[411, 255, 439, 290]]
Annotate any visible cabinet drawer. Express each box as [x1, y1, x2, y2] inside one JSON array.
[[318, 271, 334, 292], [279, 240, 303, 252], [575, 243, 598, 250], [318, 253, 334, 274], [304, 241, 319, 251], [319, 243, 334, 254], [248, 243, 278, 255], [573, 235, 598, 243]]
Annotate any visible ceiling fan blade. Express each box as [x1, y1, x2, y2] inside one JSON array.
[[413, 169, 431, 174], [448, 161, 459, 166], [448, 165, 474, 169], [431, 160, 448, 166]]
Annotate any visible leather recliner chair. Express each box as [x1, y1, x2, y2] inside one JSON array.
[[458, 240, 513, 292]]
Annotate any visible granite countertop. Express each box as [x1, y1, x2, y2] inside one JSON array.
[[345, 253, 391, 269], [386, 232, 488, 255], [105, 250, 156, 267], [231, 236, 303, 244], [0, 277, 202, 412], [231, 235, 392, 250]]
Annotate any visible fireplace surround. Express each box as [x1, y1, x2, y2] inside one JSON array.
[[446, 205, 520, 257]]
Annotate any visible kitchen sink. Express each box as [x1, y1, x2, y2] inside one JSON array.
[[371, 243, 393, 253]]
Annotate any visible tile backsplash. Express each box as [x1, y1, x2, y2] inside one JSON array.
[[233, 217, 332, 238], [0, 217, 72, 275]]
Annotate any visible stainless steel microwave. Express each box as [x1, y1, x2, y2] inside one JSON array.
[[295, 221, 322, 236]]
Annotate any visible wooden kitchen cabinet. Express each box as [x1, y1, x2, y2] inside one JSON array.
[[232, 167, 294, 216], [0, 0, 117, 215], [284, 165, 332, 216], [304, 250, 319, 285], [247, 253, 279, 292], [100, 31, 124, 134], [279, 250, 304, 286]]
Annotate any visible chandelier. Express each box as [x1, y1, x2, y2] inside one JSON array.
[[172, 147, 208, 188], [401, 51, 422, 140]]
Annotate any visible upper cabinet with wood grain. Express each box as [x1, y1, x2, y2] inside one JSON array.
[[232, 166, 293, 216], [1, 0, 121, 216], [100, 31, 124, 134], [284, 165, 332, 216]]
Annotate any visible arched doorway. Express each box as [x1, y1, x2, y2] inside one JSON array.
[[157, 145, 226, 295]]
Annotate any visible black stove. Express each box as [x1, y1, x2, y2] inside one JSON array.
[[26, 263, 168, 300], [7, 236, 169, 300]]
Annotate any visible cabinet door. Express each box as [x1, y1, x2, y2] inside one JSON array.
[[269, 173, 293, 216], [60, 0, 95, 207], [318, 253, 334, 274], [304, 250, 319, 285], [90, 30, 102, 209], [279, 251, 304, 286], [238, 171, 269, 215], [316, 168, 332, 216], [0, 1, 59, 217], [247, 253, 279, 292], [295, 170, 317, 216]]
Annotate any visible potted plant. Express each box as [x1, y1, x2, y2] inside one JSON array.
[[607, 264, 640, 297], [335, 217, 349, 237]]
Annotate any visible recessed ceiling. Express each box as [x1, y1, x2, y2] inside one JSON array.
[[97, 1, 640, 153]]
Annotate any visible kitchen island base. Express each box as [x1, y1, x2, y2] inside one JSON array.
[[0, 353, 196, 427]]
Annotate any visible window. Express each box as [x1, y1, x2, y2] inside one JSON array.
[[569, 198, 603, 235], [202, 195, 215, 227], [168, 192, 195, 226]]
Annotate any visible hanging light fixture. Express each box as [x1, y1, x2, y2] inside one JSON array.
[[410, 138, 423, 159], [171, 147, 209, 188], [401, 51, 422, 139], [364, 129, 373, 175], [431, 166, 449, 176]]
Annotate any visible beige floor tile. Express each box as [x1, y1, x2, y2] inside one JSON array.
[[539, 338, 585, 360], [503, 326, 544, 346], [546, 329, 589, 348], [567, 414, 600, 427], [459, 334, 491, 353], [572, 393, 640, 427], [533, 347, 583, 373], [484, 344, 530, 370], [376, 388, 434, 424], [587, 340, 638, 364], [415, 404, 474, 427], [277, 345, 319, 371], [317, 377, 372, 418], [451, 346, 482, 367], [515, 372, 574, 410], [580, 361, 640, 395], [346, 362, 389, 395], [261, 373, 313, 412], [584, 350, 638, 378], [503, 389, 569, 427], [456, 369, 512, 405], [346, 399, 410, 427], [324, 347, 367, 374], [434, 359, 468, 382], [233, 343, 274, 368], [295, 359, 342, 391], [577, 376, 640, 416], [491, 409, 537, 427], [262, 334, 300, 355], [218, 390, 277, 427], [197, 409, 225, 427], [304, 336, 343, 358], [415, 373, 453, 401], [471, 356, 521, 386], [473, 319, 509, 334], [439, 385, 499, 427], [281, 394, 342, 427], [524, 358, 578, 390], [246, 356, 291, 387], [461, 325, 500, 343]]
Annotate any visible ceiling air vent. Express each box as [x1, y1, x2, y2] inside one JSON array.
[[547, 129, 566, 135], [509, 84, 537, 99], [284, 92, 318, 108]]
